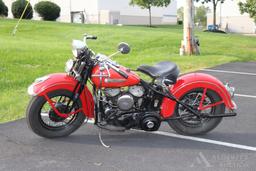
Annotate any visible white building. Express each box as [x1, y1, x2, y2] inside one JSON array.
[[207, 0, 255, 34], [5, 0, 177, 25]]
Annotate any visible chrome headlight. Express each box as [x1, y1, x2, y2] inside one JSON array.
[[72, 49, 78, 58], [72, 49, 84, 58], [72, 40, 86, 58], [65, 59, 74, 73]]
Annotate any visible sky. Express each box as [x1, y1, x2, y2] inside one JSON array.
[[177, 0, 185, 8], [177, 0, 211, 8]]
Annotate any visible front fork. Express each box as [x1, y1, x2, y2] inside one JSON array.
[[43, 67, 92, 119], [43, 94, 83, 118]]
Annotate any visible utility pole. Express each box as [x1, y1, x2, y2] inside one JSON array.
[[180, 0, 199, 56]]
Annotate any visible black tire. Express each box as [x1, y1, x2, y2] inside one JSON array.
[[26, 89, 86, 138], [168, 88, 225, 135]]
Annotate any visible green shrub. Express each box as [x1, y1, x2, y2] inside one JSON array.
[[11, 0, 33, 19], [0, 0, 8, 17], [34, 1, 60, 21]]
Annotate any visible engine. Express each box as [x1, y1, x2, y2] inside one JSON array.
[[103, 85, 145, 111], [102, 85, 161, 131]]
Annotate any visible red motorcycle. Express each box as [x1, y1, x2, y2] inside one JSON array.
[[26, 34, 237, 143]]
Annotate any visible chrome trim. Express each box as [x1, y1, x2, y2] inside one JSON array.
[[91, 74, 110, 78], [104, 78, 126, 83], [225, 83, 235, 98]]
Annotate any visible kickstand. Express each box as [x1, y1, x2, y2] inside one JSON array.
[[98, 128, 111, 148]]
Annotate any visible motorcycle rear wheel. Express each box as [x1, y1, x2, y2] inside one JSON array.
[[26, 89, 86, 138], [168, 88, 225, 135]]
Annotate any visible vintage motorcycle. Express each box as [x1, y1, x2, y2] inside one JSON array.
[[26, 34, 237, 146]]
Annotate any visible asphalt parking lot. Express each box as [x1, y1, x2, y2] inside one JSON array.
[[1, 62, 256, 171]]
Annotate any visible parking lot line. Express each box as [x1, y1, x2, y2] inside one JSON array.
[[149, 131, 256, 152], [87, 120, 256, 152], [201, 69, 256, 76], [235, 94, 256, 99]]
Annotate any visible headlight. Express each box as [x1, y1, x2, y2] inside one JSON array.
[[72, 40, 86, 58], [65, 59, 74, 73], [72, 49, 83, 58], [72, 49, 78, 58]]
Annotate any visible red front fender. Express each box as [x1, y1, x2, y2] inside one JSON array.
[[28, 73, 94, 118], [160, 73, 236, 119]]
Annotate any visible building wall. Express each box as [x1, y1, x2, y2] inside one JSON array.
[[208, 15, 255, 33], [120, 15, 162, 25], [96, 0, 177, 25], [98, 11, 177, 25], [71, 0, 99, 23], [97, 0, 177, 17], [221, 16, 255, 33], [4, 0, 177, 25], [207, 0, 255, 33]]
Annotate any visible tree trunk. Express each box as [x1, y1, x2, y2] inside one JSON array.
[[213, 2, 217, 26], [148, 6, 152, 27]]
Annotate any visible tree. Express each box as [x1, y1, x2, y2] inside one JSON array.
[[177, 7, 184, 21], [130, 0, 171, 27], [35, 1, 61, 21], [195, 0, 226, 27], [195, 6, 209, 26], [238, 0, 256, 22], [0, 0, 8, 17], [11, 0, 33, 19]]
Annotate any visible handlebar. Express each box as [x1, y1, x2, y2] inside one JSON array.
[[83, 34, 97, 46], [95, 54, 129, 79], [86, 35, 97, 40]]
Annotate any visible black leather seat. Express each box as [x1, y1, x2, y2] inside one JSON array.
[[137, 61, 180, 84]]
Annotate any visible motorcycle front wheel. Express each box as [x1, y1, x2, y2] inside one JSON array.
[[168, 88, 225, 135], [26, 89, 86, 138]]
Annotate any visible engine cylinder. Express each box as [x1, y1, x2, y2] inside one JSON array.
[[117, 95, 134, 111]]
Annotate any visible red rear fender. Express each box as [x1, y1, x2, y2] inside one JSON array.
[[28, 73, 94, 118], [160, 73, 236, 119]]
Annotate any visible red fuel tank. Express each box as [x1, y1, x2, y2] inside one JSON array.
[[91, 65, 140, 88]]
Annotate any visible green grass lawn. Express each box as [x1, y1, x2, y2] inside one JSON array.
[[0, 18, 256, 123]]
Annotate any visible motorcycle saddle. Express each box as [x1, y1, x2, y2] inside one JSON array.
[[137, 61, 180, 84]]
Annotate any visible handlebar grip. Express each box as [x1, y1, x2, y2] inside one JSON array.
[[87, 36, 97, 40], [118, 70, 129, 79], [91, 36, 97, 40]]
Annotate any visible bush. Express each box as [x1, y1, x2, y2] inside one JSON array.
[[34, 1, 60, 21], [0, 0, 8, 17], [177, 20, 183, 25], [11, 0, 33, 19]]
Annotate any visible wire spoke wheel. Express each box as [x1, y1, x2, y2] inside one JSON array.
[[26, 90, 86, 138], [168, 88, 225, 135], [39, 95, 78, 129], [178, 91, 212, 127]]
